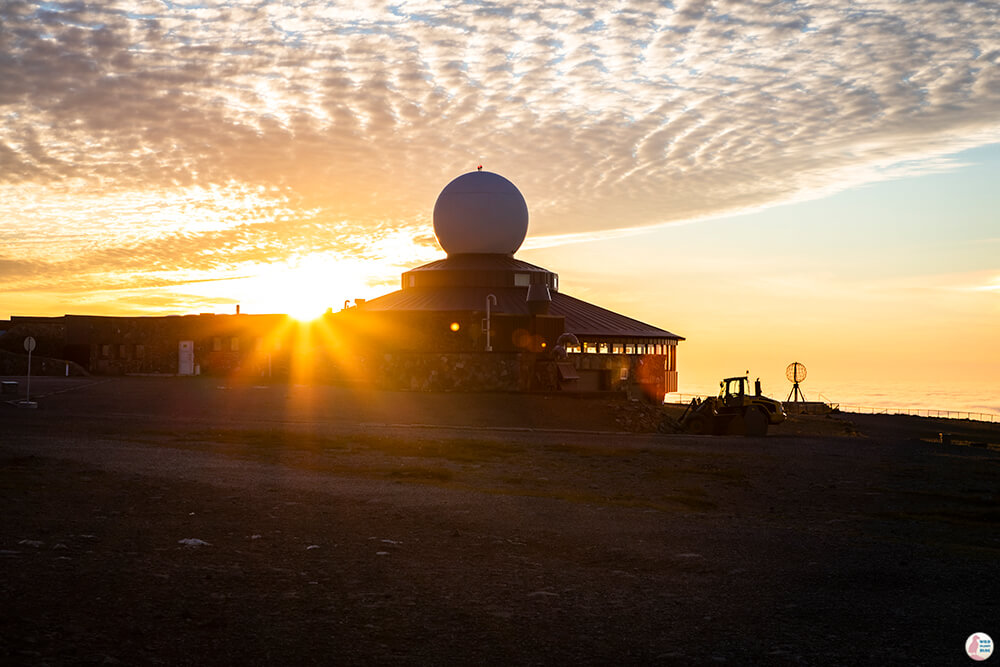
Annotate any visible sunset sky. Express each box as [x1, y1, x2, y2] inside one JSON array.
[[2, 1, 998, 410]]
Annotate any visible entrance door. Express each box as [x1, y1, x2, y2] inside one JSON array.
[[178, 340, 194, 375]]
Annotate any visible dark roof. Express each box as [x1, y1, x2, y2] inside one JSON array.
[[552, 291, 683, 339], [406, 254, 551, 273], [358, 286, 683, 340]]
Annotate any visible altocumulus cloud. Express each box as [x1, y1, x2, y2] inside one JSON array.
[[1, 0, 999, 301]]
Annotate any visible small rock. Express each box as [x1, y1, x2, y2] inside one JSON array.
[[178, 538, 211, 547]]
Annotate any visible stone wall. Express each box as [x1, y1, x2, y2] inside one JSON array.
[[367, 351, 529, 392], [360, 350, 666, 400], [0, 350, 89, 376]]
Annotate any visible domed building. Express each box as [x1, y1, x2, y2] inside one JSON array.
[[342, 170, 683, 400]]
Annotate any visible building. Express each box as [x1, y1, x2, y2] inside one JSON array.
[[1, 313, 294, 377], [2, 170, 683, 400], [337, 170, 683, 400]]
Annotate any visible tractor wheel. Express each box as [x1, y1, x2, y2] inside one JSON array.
[[725, 413, 746, 436], [744, 408, 768, 437], [686, 414, 711, 435]]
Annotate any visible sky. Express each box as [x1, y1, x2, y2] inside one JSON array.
[[1, 1, 998, 411]]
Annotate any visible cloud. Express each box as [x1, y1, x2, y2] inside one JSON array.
[[1, 0, 999, 312]]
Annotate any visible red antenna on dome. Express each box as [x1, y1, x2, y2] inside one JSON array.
[[477, 164, 483, 171]]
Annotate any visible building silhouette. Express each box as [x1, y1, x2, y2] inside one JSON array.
[[1, 170, 683, 400]]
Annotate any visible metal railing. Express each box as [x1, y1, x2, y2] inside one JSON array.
[[834, 405, 999, 423], [664, 394, 999, 424]]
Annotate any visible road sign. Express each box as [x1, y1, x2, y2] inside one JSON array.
[[24, 336, 37, 352]]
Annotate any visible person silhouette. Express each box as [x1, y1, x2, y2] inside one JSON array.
[[755, 377, 762, 396]]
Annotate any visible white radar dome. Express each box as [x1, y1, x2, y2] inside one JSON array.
[[433, 170, 529, 255]]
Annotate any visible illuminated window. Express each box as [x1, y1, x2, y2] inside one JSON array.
[[598, 343, 609, 354], [612, 343, 623, 354], [514, 273, 530, 287], [585, 342, 597, 354], [656, 344, 663, 355], [636, 344, 645, 354], [566, 344, 580, 353], [230, 337, 239, 351], [624, 344, 634, 354], [553, 276, 558, 291], [620, 368, 629, 380]]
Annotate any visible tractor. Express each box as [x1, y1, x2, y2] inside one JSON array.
[[679, 375, 786, 436]]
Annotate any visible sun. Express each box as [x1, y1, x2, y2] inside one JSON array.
[[284, 300, 329, 322], [237, 255, 374, 319], [172, 253, 385, 319]]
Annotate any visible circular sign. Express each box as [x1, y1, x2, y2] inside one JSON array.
[[967, 633, 994, 661], [23, 336, 36, 352]]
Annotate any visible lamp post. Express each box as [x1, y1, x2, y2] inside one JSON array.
[[484, 294, 497, 352]]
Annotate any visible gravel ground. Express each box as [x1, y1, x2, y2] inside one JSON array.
[[2, 377, 998, 665]]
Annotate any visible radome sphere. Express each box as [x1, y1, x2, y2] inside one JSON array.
[[433, 171, 529, 255]]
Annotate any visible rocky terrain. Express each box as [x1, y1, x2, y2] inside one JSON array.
[[2, 377, 998, 664]]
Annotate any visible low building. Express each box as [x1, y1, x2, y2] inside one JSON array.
[[3, 313, 293, 378]]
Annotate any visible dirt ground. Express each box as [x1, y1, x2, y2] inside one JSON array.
[[2, 377, 998, 665]]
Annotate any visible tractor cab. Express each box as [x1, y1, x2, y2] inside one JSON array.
[[719, 376, 753, 408]]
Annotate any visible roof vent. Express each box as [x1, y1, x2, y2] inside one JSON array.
[[526, 284, 551, 315]]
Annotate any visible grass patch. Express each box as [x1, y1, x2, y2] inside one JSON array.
[[170, 429, 524, 463], [870, 509, 1000, 527], [356, 435, 525, 462], [648, 465, 747, 482], [173, 429, 350, 450], [386, 466, 455, 482]]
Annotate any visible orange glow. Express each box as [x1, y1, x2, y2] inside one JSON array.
[[449, 322, 460, 332]]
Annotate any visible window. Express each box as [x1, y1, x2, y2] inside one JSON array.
[[514, 273, 530, 287], [230, 337, 239, 351], [408, 275, 415, 287], [585, 342, 597, 354], [598, 343, 609, 354], [101, 344, 111, 357], [612, 343, 623, 354], [135, 344, 145, 358], [619, 368, 629, 380], [553, 276, 558, 291], [213, 337, 222, 351], [624, 344, 634, 354], [655, 344, 663, 355], [119, 344, 128, 358]]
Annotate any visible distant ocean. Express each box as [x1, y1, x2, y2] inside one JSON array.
[[677, 379, 1000, 421]]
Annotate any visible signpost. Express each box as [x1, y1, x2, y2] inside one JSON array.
[[22, 336, 37, 409]]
